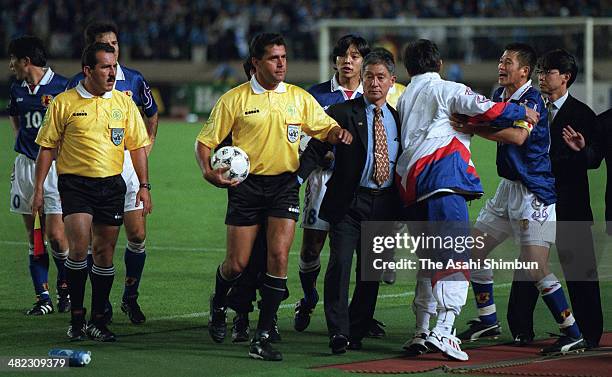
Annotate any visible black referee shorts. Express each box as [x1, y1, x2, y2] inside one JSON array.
[[226, 173, 300, 226], [58, 174, 126, 226]]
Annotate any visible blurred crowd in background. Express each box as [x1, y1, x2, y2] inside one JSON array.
[[0, 0, 609, 61]]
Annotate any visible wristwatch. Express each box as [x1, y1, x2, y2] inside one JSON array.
[[139, 183, 151, 190]]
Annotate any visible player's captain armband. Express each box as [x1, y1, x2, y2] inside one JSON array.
[[513, 120, 533, 134]]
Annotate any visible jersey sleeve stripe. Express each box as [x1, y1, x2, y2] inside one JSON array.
[[398, 137, 476, 205]]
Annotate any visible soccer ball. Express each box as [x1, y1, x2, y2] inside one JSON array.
[[211, 146, 250, 183]]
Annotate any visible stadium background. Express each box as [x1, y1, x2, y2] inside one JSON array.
[[0, 1, 611, 117], [0, 2, 611, 376]]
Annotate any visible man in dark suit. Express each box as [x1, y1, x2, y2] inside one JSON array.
[[571, 108, 610, 235], [305, 50, 401, 354], [595, 109, 612, 234], [506, 49, 603, 348]]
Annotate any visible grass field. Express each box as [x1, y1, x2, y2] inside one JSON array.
[[0, 120, 609, 377]]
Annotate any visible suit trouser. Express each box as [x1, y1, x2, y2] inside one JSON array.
[[507, 221, 603, 347], [324, 189, 396, 341]]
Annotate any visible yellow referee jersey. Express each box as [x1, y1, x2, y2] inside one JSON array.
[[36, 82, 150, 178], [197, 76, 340, 175], [386, 82, 406, 109]]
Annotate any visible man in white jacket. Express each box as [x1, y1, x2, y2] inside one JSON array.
[[396, 39, 538, 361]]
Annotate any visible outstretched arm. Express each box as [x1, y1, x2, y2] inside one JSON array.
[[454, 122, 529, 146], [449, 85, 539, 125], [326, 126, 353, 145]]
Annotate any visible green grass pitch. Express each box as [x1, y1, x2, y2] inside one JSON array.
[[0, 120, 609, 376]]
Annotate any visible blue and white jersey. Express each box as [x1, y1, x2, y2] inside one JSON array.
[[307, 74, 362, 110], [491, 80, 556, 205], [8, 68, 69, 160], [299, 74, 363, 151], [67, 63, 157, 117]]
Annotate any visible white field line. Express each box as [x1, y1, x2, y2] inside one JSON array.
[[152, 283, 513, 322], [4, 240, 612, 263]]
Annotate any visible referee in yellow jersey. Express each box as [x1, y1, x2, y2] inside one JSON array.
[[32, 42, 152, 342], [196, 33, 352, 361]]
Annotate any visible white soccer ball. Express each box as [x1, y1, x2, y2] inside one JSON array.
[[211, 146, 250, 183]]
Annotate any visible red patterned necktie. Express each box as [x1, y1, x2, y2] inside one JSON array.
[[372, 107, 390, 186]]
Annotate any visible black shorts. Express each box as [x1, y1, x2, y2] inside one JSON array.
[[58, 174, 126, 226], [226, 173, 300, 226]]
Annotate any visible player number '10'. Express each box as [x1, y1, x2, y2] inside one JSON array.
[[24, 111, 43, 129]]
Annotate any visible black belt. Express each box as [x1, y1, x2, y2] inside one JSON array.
[[356, 186, 394, 196]]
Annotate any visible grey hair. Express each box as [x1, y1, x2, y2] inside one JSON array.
[[361, 50, 395, 75]]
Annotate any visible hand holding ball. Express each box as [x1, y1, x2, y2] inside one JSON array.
[[211, 146, 250, 183]]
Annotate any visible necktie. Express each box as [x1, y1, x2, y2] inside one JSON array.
[[372, 107, 390, 186], [546, 100, 555, 126]]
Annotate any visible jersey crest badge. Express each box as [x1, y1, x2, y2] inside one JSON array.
[[286, 105, 297, 117], [111, 109, 123, 121], [476, 292, 490, 304], [41, 94, 53, 107], [287, 124, 300, 143], [560, 308, 571, 320], [123, 90, 133, 97], [111, 128, 124, 146]]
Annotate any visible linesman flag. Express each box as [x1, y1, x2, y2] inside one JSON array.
[[33, 213, 45, 256]]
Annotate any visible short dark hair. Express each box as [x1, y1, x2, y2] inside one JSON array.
[[249, 33, 286, 60], [504, 43, 537, 78], [371, 47, 396, 64], [243, 56, 254, 80], [537, 49, 578, 87], [8, 35, 47, 67], [81, 42, 115, 69], [332, 34, 370, 65], [362, 50, 395, 76], [84, 21, 119, 45], [403, 39, 441, 76]]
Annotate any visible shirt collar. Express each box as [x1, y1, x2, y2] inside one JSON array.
[[21, 67, 54, 94], [330, 73, 363, 95], [115, 63, 125, 81], [76, 80, 113, 99], [503, 80, 532, 102], [410, 72, 441, 83], [363, 96, 386, 116], [249, 75, 287, 94], [550, 90, 569, 110]]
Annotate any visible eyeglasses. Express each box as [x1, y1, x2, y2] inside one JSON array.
[[535, 69, 560, 76]]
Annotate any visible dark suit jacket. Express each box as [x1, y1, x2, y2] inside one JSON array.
[[549, 94, 597, 221], [594, 108, 612, 228], [304, 97, 401, 224]]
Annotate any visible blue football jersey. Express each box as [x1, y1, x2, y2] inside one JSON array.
[[491, 82, 556, 205], [8, 68, 69, 160], [67, 63, 158, 117], [305, 76, 362, 172], [307, 75, 362, 109]]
